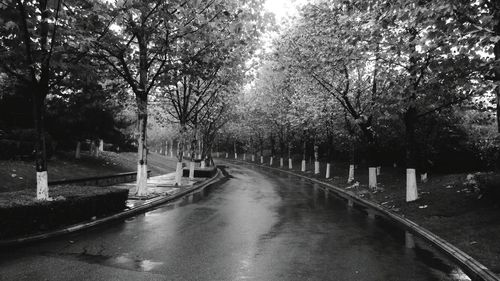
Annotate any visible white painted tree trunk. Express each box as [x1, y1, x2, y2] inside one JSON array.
[[75, 141, 81, 159], [252, 154, 255, 162], [260, 156, 264, 164], [376, 166, 381, 176], [217, 152, 220, 158], [270, 156, 273, 166], [288, 158, 292, 169], [347, 164, 355, 183], [234, 153, 238, 159], [326, 163, 331, 179], [314, 161, 320, 174], [280, 157, 283, 168], [189, 161, 195, 180], [369, 167, 377, 190], [136, 163, 148, 196], [406, 168, 418, 202], [420, 173, 428, 183], [201, 160, 206, 168], [99, 139, 104, 152], [36, 171, 49, 200], [301, 160, 306, 172], [243, 153, 246, 161], [170, 140, 174, 157], [225, 153, 228, 158], [175, 162, 183, 186]]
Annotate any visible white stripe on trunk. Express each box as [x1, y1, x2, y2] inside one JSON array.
[[288, 158, 292, 169], [136, 164, 148, 196], [189, 161, 195, 180], [314, 161, 320, 174], [347, 164, 355, 183], [234, 153, 238, 159], [36, 171, 49, 200], [369, 167, 377, 190], [301, 160, 306, 172], [406, 168, 418, 202], [326, 163, 331, 178], [175, 162, 183, 186], [260, 156, 264, 164], [376, 166, 381, 176], [270, 156, 273, 166], [280, 157, 283, 168]]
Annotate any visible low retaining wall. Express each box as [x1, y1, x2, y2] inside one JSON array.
[[0, 168, 223, 247], [49, 171, 151, 187], [182, 167, 217, 178]]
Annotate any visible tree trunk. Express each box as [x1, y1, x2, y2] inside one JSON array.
[[301, 139, 306, 172], [33, 89, 48, 200], [135, 96, 148, 196], [189, 135, 196, 180], [234, 141, 237, 159], [288, 141, 292, 169], [326, 134, 333, 179], [347, 142, 355, 183], [405, 106, 419, 202], [170, 139, 174, 157], [494, 9, 500, 133], [175, 126, 185, 186], [314, 141, 319, 175]]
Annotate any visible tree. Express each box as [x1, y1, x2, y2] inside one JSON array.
[[0, 0, 105, 199]]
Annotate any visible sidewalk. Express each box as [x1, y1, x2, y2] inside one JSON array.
[[119, 173, 203, 208]]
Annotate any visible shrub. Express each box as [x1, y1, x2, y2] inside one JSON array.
[[0, 185, 128, 239]]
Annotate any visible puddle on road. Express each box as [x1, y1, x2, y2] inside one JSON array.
[[45, 251, 163, 272]]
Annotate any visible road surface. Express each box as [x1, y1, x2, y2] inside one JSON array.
[[0, 163, 471, 281]]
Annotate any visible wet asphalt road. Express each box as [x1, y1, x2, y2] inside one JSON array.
[[0, 163, 470, 281]]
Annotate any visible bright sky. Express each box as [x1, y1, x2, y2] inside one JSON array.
[[264, 0, 308, 25]]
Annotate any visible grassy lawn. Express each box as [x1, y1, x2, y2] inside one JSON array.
[[0, 151, 177, 193], [238, 157, 500, 273]]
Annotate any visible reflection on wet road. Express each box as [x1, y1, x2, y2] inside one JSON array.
[[0, 164, 471, 281]]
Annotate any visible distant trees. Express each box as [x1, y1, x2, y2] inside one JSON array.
[[222, 0, 498, 203]]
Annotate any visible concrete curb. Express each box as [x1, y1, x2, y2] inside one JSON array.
[[0, 168, 223, 248], [228, 160, 499, 281]]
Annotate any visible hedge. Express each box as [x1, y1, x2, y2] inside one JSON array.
[[0, 185, 129, 239]]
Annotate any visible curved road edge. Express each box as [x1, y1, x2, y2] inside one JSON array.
[[0, 168, 225, 248], [227, 160, 499, 281]]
